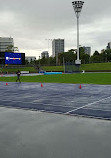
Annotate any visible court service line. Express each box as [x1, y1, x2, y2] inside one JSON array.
[[65, 95, 111, 114]]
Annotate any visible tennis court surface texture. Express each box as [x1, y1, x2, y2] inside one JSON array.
[[0, 82, 111, 120]]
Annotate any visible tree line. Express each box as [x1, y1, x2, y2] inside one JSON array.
[[26, 47, 111, 66]]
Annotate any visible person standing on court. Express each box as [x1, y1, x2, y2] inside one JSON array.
[[16, 70, 21, 83]]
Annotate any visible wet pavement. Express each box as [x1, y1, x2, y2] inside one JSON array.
[[0, 107, 111, 158]]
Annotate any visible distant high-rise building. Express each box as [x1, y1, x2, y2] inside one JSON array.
[[52, 39, 64, 65], [41, 51, 49, 58], [52, 39, 64, 57], [83, 46, 91, 56], [25, 56, 36, 63], [106, 42, 111, 50], [0, 37, 14, 52]]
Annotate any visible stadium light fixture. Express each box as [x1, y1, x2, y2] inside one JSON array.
[[72, 1, 84, 65]]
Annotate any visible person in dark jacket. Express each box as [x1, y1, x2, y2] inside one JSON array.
[[16, 70, 21, 83]]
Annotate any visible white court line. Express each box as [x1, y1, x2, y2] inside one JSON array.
[[65, 95, 111, 114]]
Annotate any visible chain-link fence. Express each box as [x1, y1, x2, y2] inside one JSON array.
[[65, 61, 81, 73]]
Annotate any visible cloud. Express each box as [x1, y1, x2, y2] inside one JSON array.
[[0, 0, 111, 58]]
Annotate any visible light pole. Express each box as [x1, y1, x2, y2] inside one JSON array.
[[72, 1, 84, 65], [45, 39, 53, 65], [39, 56, 40, 72], [45, 39, 53, 55]]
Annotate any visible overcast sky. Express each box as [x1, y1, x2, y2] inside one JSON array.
[[0, 0, 111, 59]]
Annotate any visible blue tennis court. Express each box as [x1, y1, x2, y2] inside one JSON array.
[[0, 82, 111, 120]]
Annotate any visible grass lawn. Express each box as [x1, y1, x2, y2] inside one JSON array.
[[80, 63, 111, 71], [1, 62, 111, 73], [0, 73, 111, 85], [42, 62, 111, 72]]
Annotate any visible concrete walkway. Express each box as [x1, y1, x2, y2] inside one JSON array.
[[0, 107, 110, 158]]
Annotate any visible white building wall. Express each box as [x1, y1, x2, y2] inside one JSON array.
[[0, 37, 14, 52]]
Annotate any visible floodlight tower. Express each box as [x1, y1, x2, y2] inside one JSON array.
[[45, 39, 53, 54], [72, 1, 84, 65]]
